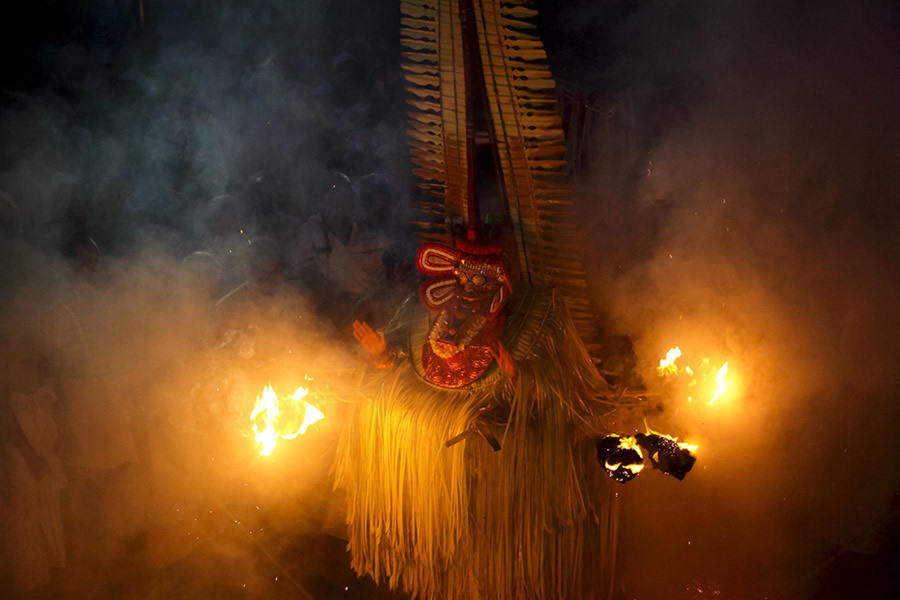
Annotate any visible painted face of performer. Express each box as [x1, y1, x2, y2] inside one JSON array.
[[450, 255, 505, 337]]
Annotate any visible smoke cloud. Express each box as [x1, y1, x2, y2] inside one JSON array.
[[549, 0, 900, 598], [3, 1, 899, 599], [1, 1, 411, 598]]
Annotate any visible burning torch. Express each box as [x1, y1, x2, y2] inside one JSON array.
[[596, 431, 697, 483]]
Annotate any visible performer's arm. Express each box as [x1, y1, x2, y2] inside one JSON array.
[[352, 291, 417, 369]]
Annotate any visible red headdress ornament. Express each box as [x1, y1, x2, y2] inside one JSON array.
[[416, 240, 512, 319]]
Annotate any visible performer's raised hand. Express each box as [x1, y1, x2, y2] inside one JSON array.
[[353, 320, 387, 356]]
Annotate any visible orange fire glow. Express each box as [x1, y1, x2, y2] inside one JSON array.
[[709, 362, 728, 404], [250, 385, 324, 456], [658, 347, 730, 405], [645, 422, 699, 453], [657, 346, 683, 376], [605, 436, 645, 475]]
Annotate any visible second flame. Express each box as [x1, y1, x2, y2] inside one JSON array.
[[250, 385, 324, 456], [658, 346, 729, 404]]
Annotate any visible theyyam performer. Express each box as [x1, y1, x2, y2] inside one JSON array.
[[335, 1, 694, 599]]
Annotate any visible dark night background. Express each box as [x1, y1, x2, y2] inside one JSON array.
[[2, 1, 900, 599]]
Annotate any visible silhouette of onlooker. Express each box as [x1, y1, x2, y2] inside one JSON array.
[[342, 240, 421, 335], [49, 231, 144, 594], [284, 171, 391, 327]]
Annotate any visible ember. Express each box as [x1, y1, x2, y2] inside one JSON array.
[[685, 579, 723, 598]]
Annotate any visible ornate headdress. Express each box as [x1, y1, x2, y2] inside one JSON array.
[[404, 0, 595, 345], [400, 0, 597, 386]]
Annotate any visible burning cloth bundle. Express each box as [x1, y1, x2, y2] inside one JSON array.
[[596, 433, 697, 483]]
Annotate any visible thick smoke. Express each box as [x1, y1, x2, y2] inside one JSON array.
[[548, 1, 900, 598], [4, 1, 899, 599], [1, 1, 412, 598]]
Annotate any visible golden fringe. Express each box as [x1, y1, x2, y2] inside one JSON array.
[[334, 290, 624, 599]]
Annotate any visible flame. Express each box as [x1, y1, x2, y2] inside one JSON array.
[[645, 422, 699, 453], [250, 386, 280, 456], [250, 385, 324, 456], [679, 440, 699, 453], [658, 347, 683, 376], [709, 362, 728, 404], [658, 347, 730, 405], [604, 436, 645, 474], [605, 461, 645, 475]]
